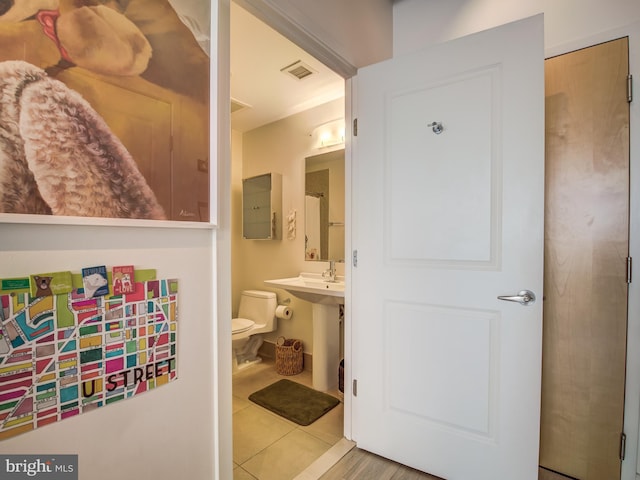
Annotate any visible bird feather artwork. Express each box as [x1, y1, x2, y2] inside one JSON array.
[[0, 60, 165, 219]]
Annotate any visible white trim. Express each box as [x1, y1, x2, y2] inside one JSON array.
[[214, 1, 234, 479], [343, 77, 354, 441], [0, 213, 216, 229], [626, 22, 640, 480], [545, 21, 640, 58], [232, 0, 356, 78], [545, 20, 640, 480]]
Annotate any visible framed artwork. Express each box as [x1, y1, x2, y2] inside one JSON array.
[[0, 0, 211, 225]]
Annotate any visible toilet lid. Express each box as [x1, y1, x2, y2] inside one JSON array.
[[232, 317, 255, 334]]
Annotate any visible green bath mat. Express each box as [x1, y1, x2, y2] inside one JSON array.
[[248, 379, 340, 426]]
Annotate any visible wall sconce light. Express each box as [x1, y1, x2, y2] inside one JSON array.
[[311, 118, 345, 149]]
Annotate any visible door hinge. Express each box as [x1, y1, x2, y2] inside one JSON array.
[[353, 118, 358, 136], [620, 432, 627, 460], [352, 249, 358, 267], [628, 74, 633, 103], [353, 379, 358, 397], [627, 256, 632, 284]]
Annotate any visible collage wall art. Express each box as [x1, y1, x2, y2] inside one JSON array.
[[0, 265, 178, 440]]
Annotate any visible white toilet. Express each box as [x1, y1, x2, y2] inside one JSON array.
[[232, 290, 278, 372]]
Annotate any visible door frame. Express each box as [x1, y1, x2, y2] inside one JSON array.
[[215, 1, 640, 477], [216, 4, 358, 477], [232, 0, 356, 78], [546, 22, 640, 480]]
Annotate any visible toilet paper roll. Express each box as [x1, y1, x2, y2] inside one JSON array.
[[275, 305, 292, 320]]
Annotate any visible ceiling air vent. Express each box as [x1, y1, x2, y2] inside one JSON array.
[[281, 60, 316, 80]]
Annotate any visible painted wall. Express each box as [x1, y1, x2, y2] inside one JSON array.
[[236, 0, 392, 71], [231, 129, 245, 311], [0, 223, 215, 479], [393, 0, 640, 55], [232, 98, 344, 356], [263, 0, 392, 67]]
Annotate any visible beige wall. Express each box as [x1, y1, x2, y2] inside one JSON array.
[[235, 0, 392, 71], [231, 97, 344, 354], [393, 0, 640, 55], [0, 223, 215, 479], [231, 129, 245, 314]]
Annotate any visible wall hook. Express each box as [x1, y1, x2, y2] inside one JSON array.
[[428, 121, 443, 134]]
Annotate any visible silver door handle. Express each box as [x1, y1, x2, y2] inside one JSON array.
[[497, 290, 536, 306]]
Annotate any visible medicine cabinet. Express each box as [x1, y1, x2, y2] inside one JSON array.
[[242, 172, 282, 240]]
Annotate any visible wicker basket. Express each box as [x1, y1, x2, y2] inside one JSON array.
[[275, 336, 303, 375]]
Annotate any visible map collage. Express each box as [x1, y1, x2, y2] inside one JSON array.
[[0, 269, 178, 440]]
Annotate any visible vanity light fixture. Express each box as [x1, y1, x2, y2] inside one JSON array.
[[311, 118, 345, 149]]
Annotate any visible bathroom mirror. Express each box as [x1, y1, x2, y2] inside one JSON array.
[[305, 149, 345, 261]]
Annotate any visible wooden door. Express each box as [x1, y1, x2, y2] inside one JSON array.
[[541, 37, 630, 480], [352, 15, 545, 479]]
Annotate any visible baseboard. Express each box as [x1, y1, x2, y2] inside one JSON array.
[[259, 340, 313, 372]]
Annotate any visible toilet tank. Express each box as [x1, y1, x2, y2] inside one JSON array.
[[238, 290, 277, 331]]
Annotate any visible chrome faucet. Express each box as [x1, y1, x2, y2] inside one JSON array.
[[322, 260, 336, 282]]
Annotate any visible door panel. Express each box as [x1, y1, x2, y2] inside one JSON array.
[[541, 37, 630, 480], [388, 67, 497, 265], [387, 302, 498, 437], [352, 15, 545, 480]]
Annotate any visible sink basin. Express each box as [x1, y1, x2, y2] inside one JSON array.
[[264, 273, 344, 305], [264, 273, 344, 391]]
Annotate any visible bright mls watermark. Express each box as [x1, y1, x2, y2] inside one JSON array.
[[0, 455, 77, 479]]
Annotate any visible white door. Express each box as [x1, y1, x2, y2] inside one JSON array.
[[351, 15, 544, 480]]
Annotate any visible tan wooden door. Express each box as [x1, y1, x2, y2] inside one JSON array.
[[541, 37, 630, 480]]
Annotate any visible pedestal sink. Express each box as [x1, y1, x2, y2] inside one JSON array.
[[264, 273, 344, 392]]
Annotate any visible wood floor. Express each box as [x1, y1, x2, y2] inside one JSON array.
[[318, 448, 442, 480], [317, 448, 573, 480], [538, 467, 575, 480]]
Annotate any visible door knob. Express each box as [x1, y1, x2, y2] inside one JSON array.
[[497, 290, 536, 306]]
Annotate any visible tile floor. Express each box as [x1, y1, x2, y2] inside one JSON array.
[[233, 359, 563, 479], [233, 358, 344, 480]]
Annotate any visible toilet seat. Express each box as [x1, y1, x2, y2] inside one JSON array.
[[232, 317, 255, 335]]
